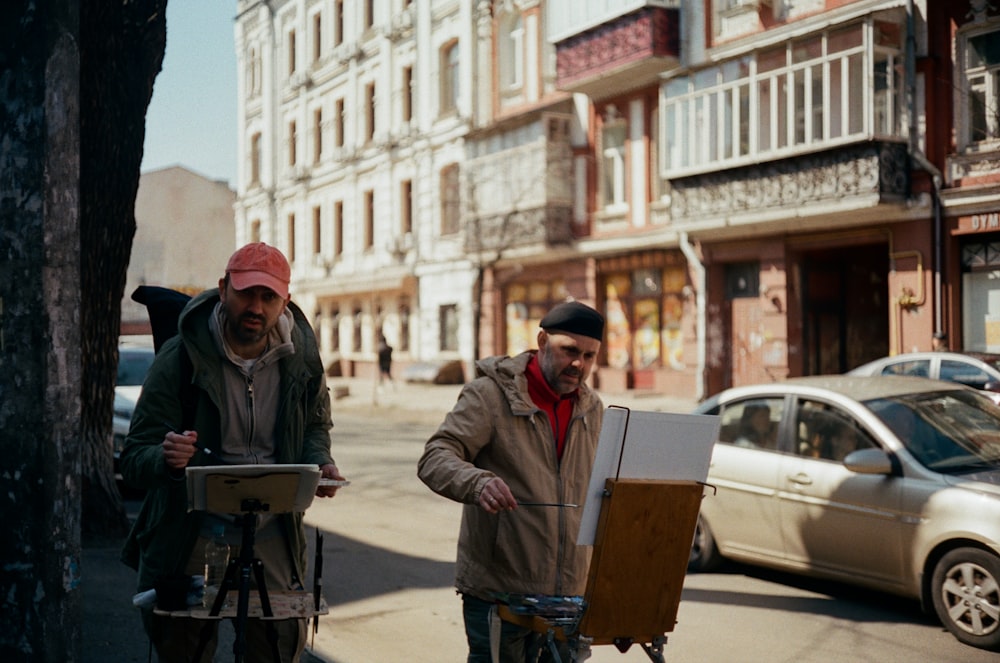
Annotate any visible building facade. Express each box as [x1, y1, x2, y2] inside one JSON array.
[[233, 0, 1000, 400]]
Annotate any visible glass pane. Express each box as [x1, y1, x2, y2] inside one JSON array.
[[777, 76, 789, 149], [793, 68, 806, 145], [828, 24, 862, 53], [874, 57, 891, 134], [694, 67, 719, 91], [969, 74, 988, 143], [722, 89, 733, 159], [722, 57, 751, 83], [969, 31, 1000, 68], [738, 83, 750, 156], [719, 398, 783, 450], [665, 76, 689, 97], [830, 57, 844, 139], [848, 52, 865, 134], [792, 37, 822, 64], [758, 47, 786, 74], [758, 78, 772, 151], [812, 65, 824, 141]]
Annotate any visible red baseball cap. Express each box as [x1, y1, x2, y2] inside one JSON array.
[[225, 242, 290, 299]]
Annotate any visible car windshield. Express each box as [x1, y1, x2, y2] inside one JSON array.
[[117, 348, 155, 387], [866, 390, 1000, 474]]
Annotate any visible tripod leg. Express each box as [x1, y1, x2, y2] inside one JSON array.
[[252, 558, 273, 618]]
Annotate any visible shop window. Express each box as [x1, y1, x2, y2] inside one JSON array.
[[603, 263, 688, 371], [504, 280, 568, 355]]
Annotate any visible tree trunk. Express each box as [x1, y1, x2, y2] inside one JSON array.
[[0, 0, 166, 659], [79, 0, 167, 541]]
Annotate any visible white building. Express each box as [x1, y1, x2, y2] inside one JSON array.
[[234, 0, 489, 379]]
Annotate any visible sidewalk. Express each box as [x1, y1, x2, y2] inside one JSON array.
[[81, 377, 696, 662]]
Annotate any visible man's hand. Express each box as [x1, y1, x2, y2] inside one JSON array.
[[479, 477, 517, 513], [316, 463, 346, 498], [163, 429, 199, 470]]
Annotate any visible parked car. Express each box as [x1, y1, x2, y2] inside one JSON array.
[[690, 375, 1000, 652], [113, 344, 156, 476], [847, 351, 1000, 403]]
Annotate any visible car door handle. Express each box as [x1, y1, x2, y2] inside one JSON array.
[[787, 473, 813, 486]]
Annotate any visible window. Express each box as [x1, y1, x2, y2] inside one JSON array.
[[365, 82, 376, 142], [794, 399, 874, 462], [440, 164, 460, 235], [725, 262, 760, 299], [288, 120, 297, 167], [250, 219, 261, 244], [400, 179, 412, 235], [363, 189, 374, 249], [335, 98, 344, 147], [287, 29, 296, 76], [353, 306, 363, 351], [600, 108, 626, 212], [961, 24, 1000, 149], [364, 0, 374, 30], [662, 19, 905, 175], [312, 108, 323, 163], [402, 66, 413, 123], [334, 0, 343, 47], [439, 304, 459, 352], [440, 40, 459, 114], [249, 132, 261, 185], [312, 205, 321, 255], [718, 398, 783, 451], [312, 12, 322, 63], [334, 201, 343, 257], [287, 213, 296, 262], [500, 14, 523, 91]]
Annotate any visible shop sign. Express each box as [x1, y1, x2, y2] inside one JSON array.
[[957, 211, 1000, 234]]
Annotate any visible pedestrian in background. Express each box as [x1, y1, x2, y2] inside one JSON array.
[[120, 242, 346, 662], [417, 300, 605, 663], [377, 332, 394, 387], [933, 331, 949, 351]]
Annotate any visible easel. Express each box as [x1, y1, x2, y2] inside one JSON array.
[[500, 406, 716, 662], [178, 465, 328, 663]]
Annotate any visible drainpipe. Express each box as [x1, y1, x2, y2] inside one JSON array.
[[906, 0, 945, 337], [680, 231, 706, 402]]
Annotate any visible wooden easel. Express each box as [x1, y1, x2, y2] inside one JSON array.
[[499, 478, 704, 662], [499, 405, 714, 662]]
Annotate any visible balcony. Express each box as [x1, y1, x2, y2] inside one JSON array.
[[669, 141, 911, 233], [463, 115, 575, 252], [553, 6, 680, 100]]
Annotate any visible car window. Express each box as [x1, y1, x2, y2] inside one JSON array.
[[868, 392, 1000, 472], [717, 397, 783, 450], [880, 359, 929, 378], [939, 359, 991, 390], [117, 349, 155, 387], [794, 399, 875, 462]]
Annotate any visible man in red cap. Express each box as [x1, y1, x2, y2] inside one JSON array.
[[418, 300, 605, 663], [121, 242, 346, 662]]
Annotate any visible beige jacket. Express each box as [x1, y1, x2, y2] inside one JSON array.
[[417, 351, 604, 599]]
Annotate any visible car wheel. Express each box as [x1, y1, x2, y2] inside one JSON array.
[[688, 514, 722, 572], [931, 547, 1000, 651]]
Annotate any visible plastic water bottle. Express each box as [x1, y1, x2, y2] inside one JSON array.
[[202, 524, 230, 609]]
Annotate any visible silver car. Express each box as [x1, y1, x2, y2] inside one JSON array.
[[690, 376, 1000, 652], [113, 344, 156, 476], [847, 351, 1000, 403]]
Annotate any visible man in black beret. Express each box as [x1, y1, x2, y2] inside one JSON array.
[[418, 300, 605, 662]]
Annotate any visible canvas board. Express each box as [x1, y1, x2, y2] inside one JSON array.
[[186, 464, 322, 514], [577, 408, 720, 545]]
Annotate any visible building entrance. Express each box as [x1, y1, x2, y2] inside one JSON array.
[[800, 243, 889, 375]]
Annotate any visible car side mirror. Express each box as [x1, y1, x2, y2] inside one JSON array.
[[983, 381, 1000, 393], [843, 448, 894, 475]]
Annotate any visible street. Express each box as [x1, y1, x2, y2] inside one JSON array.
[[306, 408, 1000, 663]]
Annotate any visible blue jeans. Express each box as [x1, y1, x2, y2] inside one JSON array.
[[462, 594, 572, 663]]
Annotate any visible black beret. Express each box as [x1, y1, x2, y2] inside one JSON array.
[[540, 301, 605, 341]]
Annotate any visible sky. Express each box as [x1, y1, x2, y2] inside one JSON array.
[[141, 0, 238, 185]]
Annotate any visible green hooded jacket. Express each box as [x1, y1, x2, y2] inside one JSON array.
[[119, 288, 335, 590]]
